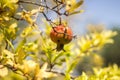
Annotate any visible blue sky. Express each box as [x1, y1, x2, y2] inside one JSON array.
[[85, 0, 120, 25], [68, 0, 120, 34]]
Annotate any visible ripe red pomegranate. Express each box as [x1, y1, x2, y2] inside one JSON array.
[[50, 25, 73, 51]]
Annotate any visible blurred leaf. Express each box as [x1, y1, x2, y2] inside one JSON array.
[[0, 34, 6, 55], [38, 63, 57, 79], [52, 52, 63, 63], [15, 48, 26, 64], [23, 41, 38, 52], [15, 39, 26, 53], [19, 60, 39, 75], [64, 73, 70, 80], [69, 10, 84, 15], [45, 48, 53, 62], [6, 39, 14, 50], [78, 30, 117, 54], [67, 61, 77, 73], [2, 50, 14, 66], [75, 64, 120, 80], [65, 57, 78, 80], [0, 65, 8, 77], [0, 0, 18, 18], [75, 72, 88, 80], [1, 19, 18, 40], [20, 26, 34, 38], [65, 0, 76, 11], [21, 11, 34, 25], [66, 0, 84, 13], [42, 19, 52, 35]]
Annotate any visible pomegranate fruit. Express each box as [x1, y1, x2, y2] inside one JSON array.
[[50, 25, 73, 51]]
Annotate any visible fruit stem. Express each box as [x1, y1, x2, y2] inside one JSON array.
[[56, 43, 64, 51]]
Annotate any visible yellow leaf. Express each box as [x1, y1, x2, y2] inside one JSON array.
[[19, 60, 39, 74], [66, 0, 76, 11], [3, 49, 14, 65], [67, 0, 84, 13], [31, 9, 39, 15], [21, 27, 33, 37], [0, 65, 8, 77]]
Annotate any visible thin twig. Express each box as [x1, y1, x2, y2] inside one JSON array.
[[18, 0, 66, 16], [53, 0, 63, 4], [52, 3, 62, 10], [12, 16, 24, 21], [42, 12, 57, 26]]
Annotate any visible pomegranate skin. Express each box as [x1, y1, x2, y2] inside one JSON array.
[[50, 25, 73, 45]]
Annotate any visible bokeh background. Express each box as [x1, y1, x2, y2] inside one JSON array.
[[69, 0, 120, 75], [67, 0, 120, 34]]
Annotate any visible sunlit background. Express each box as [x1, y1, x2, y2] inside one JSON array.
[[67, 0, 120, 34]]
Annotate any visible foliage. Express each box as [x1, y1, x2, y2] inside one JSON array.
[[75, 64, 120, 80], [0, 0, 119, 80]]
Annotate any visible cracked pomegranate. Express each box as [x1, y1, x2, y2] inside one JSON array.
[[50, 25, 73, 51]]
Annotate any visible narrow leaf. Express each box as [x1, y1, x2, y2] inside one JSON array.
[[69, 10, 84, 15], [66, 60, 78, 73], [52, 52, 63, 63], [6, 39, 14, 50]]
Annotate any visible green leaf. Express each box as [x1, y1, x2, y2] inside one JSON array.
[[69, 10, 84, 15], [0, 34, 6, 55], [66, 60, 78, 73], [6, 38, 14, 51], [65, 58, 78, 80], [75, 72, 88, 80], [45, 48, 53, 62], [64, 73, 71, 80], [51, 52, 63, 63]]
